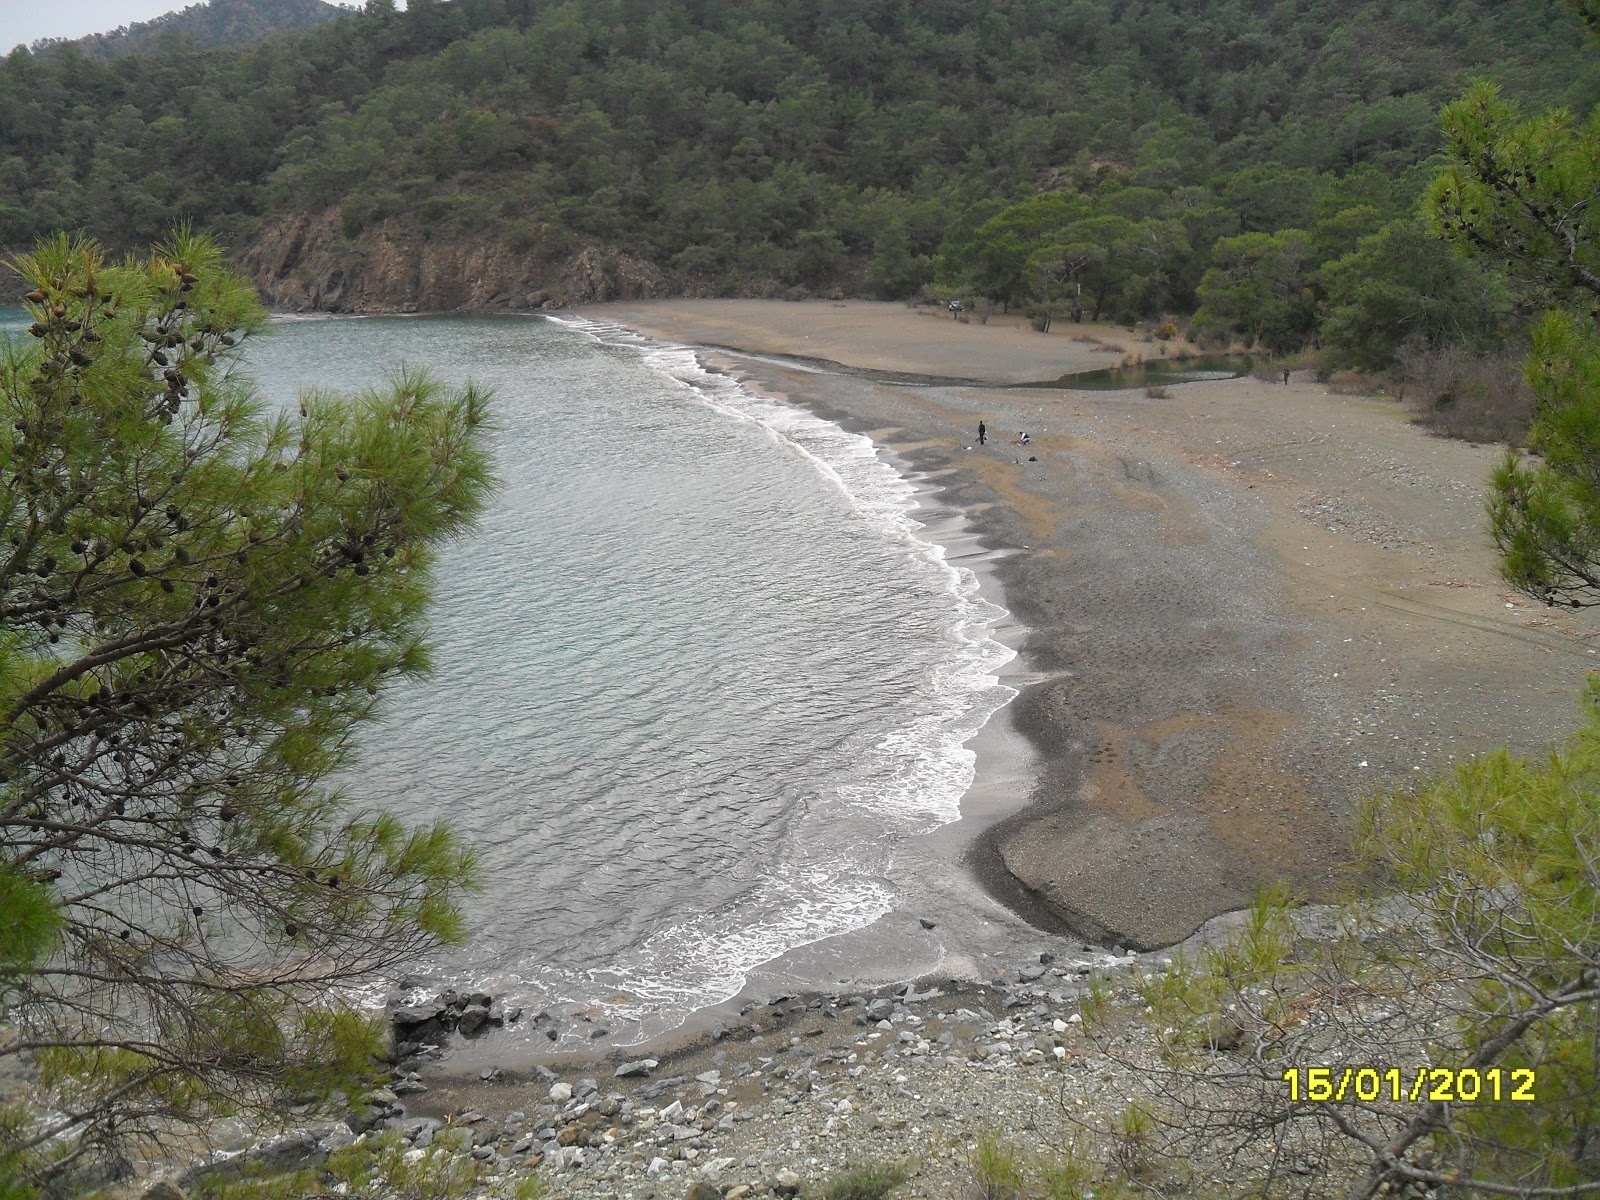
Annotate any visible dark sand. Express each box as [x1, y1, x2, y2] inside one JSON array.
[[578, 299, 1597, 952]]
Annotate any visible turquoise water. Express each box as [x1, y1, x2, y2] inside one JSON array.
[[240, 314, 1016, 1045], [0, 304, 1016, 1044]]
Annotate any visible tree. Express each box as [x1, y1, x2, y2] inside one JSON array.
[[0, 231, 491, 1194], [1319, 219, 1514, 369], [1425, 3, 1600, 606], [1192, 229, 1319, 353]]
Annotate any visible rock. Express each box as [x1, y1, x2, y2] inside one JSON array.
[[389, 1003, 448, 1044], [685, 1183, 722, 1200], [393, 1078, 428, 1095], [141, 1181, 189, 1200], [391, 1118, 436, 1144], [479, 1067, 502, 1082], [390, 1003, 444, 1026], [919, 918, 936, 929], [457, 1004, 491, 1036], [771, 1167, 803, 1196], [316, 1125, 356, 1154], [1019, 966, 1047, 982], [549, 1082, 573, 1103], [659, 1100, 685, 1122], [727, 1187, 752, 1200], [555, 1126, 583, 1147], [249, 1130, 327, 1174], [1040, 951, 1056, 964], [616, 1058, 658, 1078]]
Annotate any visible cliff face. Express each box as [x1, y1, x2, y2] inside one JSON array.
[[236, 211, 667, 314]]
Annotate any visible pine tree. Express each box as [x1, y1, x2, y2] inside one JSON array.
[[0, 231, 491, 1193], [1425, 0, 1600, 605]]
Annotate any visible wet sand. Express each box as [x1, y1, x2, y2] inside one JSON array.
[[578, 298, 1597, 952]]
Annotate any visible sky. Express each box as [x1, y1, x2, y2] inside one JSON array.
[[1, 0, 363, 54]]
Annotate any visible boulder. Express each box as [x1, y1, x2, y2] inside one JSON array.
[[615, 1059, 657, 1079], [457, 1004, 491, 1036]]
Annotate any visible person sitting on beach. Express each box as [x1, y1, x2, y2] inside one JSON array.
[[1012, 431, 1030, 446]]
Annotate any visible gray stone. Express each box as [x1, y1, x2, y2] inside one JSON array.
[[316, 1125, 356, 1154], [615, 1058, 658, 1078], [141, 1181, 189, 1200], [456, 1004, 491, 1036], [390, 1003, 445, 1026]]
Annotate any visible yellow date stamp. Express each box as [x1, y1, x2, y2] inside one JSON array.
[[1281, 1067, 1536, 1103]]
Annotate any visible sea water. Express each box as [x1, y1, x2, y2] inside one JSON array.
[[1, 308, 1017, 1047]]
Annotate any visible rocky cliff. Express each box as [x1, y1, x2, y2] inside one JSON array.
[[236, 211, 667, 314]]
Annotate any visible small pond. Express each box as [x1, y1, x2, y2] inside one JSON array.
[[1029, 353, 1256, 391]]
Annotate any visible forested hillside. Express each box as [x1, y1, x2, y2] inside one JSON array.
[[24, 0, 348, 61], [0, 0, 1593, 357]]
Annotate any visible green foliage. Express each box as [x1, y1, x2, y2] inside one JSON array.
[[1489, 311, 1600, 603], [0, 0, 1594, 303], [1134, 683, 1600, 1195], [971, 1131, 1025, 1200], [0, 867, 59, 980], [1319, 219, 1516, 368], [1352, 682, 1600, 1187], [1427, 80, 1600, 313], [1428, 3, 1600, 602], [812, 1160, 909, 1200], [1192, 229, 1319, 353], [0, 231, 492, 1189], [206, 1129, 511, 1200]]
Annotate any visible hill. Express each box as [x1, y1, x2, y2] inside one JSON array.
[[0, 0, 1594, 350], [31, 0, 348, 60]]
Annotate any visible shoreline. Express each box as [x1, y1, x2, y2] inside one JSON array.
[[166, 299, 1600, 1197], [242, 298, 1597, 1084], [568, 299, 1597, 953], [429, 316, 1070, 1083]]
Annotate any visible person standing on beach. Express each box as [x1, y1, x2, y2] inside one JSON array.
[[978, 420, 987, 445]]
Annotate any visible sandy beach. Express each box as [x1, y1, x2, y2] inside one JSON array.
[[578, 298, 1597, 952]]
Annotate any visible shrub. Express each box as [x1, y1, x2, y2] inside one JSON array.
[[1396, 341, 1534, 444], [971, 1131, 1025, 1200], [814, 1160, 909, 1200]]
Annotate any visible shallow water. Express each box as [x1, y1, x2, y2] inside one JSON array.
[[239, 314, 1016, 1045], [1030, 353, 1254, 390], [0, 305, 1018, 1045]]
